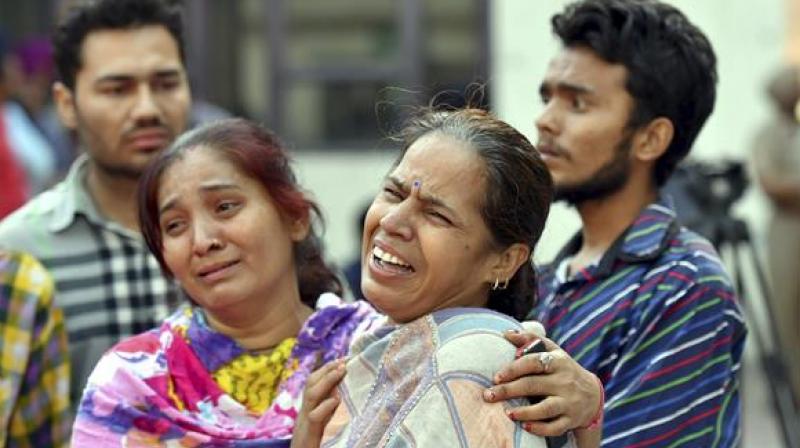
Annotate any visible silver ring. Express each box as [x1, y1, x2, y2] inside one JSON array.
[[539, 352, 554, 373]]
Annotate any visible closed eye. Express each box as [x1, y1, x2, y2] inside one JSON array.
[[426, 210, 453, 225], [383, 187, 404, 201]]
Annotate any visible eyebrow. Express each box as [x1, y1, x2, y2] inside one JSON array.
[[387, 175, 459, 217], [95, 69, 183, 85], [539, 80, 594, 97], [158, 182, 242, 215]]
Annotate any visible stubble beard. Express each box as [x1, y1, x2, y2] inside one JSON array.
[[553, 133, 634, 206]]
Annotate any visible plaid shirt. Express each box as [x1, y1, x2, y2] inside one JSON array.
[[532, 198, 747, 447], [0, 155, 180, 409], [0, 251, 70, 448]]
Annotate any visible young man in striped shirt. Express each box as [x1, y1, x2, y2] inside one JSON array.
[[484, 1, 747, 446]]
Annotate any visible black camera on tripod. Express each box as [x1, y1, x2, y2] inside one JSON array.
[[664, 159, 748, 245]]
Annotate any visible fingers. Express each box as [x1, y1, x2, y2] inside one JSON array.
[[304, 358, 346, 408], [307, 396, 341, 424], [504, 330, 536, 348], [484, 371, 557, 403], [506, 396, 563, 422], [522, 416, 573, 437], [492, 351, 562, 386]]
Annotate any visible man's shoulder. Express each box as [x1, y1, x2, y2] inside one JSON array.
[[0, 182, 79, 258], [658, 226, 732, 285]]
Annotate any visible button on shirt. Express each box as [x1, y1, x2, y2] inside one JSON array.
[[532, 198, 747, 447], [0, 155, 180, 409]]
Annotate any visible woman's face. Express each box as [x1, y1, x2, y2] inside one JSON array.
[[157, 147, 308, 314], [361, 132, 505, 323]]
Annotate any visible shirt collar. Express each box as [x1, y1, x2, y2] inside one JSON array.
[[551, 196, 680, 280], [48, 153, 130, 236]]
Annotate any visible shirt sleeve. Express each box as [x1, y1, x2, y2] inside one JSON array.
[[1, 252, 71, 448], [600, 261, 747, 447]]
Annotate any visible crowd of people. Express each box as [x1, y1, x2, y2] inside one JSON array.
[[0, 0, 769, 446]]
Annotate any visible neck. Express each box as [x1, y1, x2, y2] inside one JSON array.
[[573, 172, 658, 266], [86, 162, 141, 231], [204, 288, 314, 352]]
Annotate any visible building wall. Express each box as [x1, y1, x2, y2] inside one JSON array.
[[293, 0, 786, 269]]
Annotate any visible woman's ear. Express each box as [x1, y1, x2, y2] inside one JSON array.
[[289, 212, 311, 242], [487, 243, 531, 285]]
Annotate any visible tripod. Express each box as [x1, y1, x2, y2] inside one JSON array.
[[710, 215, 800, 448]]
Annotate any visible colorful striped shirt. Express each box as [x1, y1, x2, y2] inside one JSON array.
[[532, 198, 746, 448], [0, 251, 70, 448]]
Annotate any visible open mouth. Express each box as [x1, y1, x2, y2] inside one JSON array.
[[371, 246, 414, 274]]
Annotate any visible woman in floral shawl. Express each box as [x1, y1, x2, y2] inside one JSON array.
[[71, 119, 383, 447]]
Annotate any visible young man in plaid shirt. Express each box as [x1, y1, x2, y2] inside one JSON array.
[[0, 0, 191, 410]]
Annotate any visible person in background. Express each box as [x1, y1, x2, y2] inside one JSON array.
[[0, 0, 191, 409], [751, 65, 800, 403], [0, 250, 70, 447], [9, 37, 76, 177], [0, 31, 29, 218], [72, 118, 383, 447], [485, 1, 747, 446]]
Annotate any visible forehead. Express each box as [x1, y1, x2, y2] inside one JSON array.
[[394, 133, 486, 206], [159, 149, 244, 196], [78, 25, 184, 80], [543, 46, 629, 95]]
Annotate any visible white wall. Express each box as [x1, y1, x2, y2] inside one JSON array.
[[492, 0, 786, 260], [292, 149, 395, 267]]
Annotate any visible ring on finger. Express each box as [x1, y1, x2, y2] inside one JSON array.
[[539, 352, 554, 373]]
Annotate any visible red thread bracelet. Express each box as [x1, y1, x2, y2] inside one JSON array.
[[579, 375, 604, 430]]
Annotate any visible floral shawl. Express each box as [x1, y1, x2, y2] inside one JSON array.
[[321, 307, 577, 448], [71, 293, 384, 447]]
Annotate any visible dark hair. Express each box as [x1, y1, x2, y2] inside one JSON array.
[[552, 0, 717, 186], [138, 118, 342, 308], [53, 0, 185, 90], [398, 108, 553, 321]]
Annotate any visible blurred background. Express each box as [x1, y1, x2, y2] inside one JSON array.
[[1, 0, 798, 445]]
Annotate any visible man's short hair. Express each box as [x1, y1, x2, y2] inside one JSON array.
[[552, 0, 717, 186], [52, 0, 185, 91]]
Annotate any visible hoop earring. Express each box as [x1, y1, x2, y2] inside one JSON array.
[[498, 278, 509, 290]]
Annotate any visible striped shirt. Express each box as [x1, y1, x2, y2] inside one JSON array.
[[532, 198, 746, 448], [0, 251, 70, 448], [0, 155, 180, 409]]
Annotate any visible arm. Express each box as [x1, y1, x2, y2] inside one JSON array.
[[485, 334, 602, 448], [2, 253, 71, 448], [487, 273, 745, 447]]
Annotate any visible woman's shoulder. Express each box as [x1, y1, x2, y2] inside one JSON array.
[[428, 308, 522, 380]]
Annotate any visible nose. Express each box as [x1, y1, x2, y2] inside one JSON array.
[[535, 100, 560, 137], [378, 201, 414, 241], [192, 219, 223, 257], [131, 84, 163, 127]]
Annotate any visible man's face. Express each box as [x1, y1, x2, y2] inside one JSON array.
[[535, 46, 635, 205], [54, 25, 191, 178]]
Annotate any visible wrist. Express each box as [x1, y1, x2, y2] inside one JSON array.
[[578, 375, 604, 431]]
